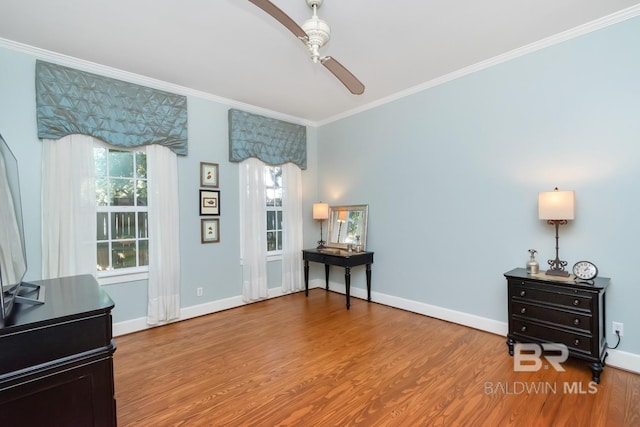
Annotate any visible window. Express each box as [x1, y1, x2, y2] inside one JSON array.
[[265, 165, 282, 254], [94, 144, 149, 275]]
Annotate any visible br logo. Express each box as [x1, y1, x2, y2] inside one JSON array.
[[513, 343, 569, 372]]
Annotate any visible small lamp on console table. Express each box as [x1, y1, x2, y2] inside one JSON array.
[[538, 187, 575, 277], [313, 202, 329, 249]]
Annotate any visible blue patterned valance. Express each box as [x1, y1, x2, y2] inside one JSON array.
[[228, 109, 306, 169], [36, 60, 188, 155]]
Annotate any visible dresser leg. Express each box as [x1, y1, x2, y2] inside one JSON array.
[[506, 338, 515, 356], [590, 361, 604, 384]]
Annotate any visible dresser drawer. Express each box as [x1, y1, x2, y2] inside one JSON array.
[[511, 300, 592, 332], [510, 283, 593, 312], [511, 319, 592, 354]]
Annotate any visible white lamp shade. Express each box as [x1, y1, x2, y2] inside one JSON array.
[[313, 203, 329, 220], [538, 190, 575, 220]]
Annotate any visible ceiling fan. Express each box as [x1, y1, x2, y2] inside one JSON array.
[[249, 0, 365, 95]]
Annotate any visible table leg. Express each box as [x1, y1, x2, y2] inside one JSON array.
[[324, 264, 330, 290], [345, 266, 351, 309], [366, 263, 372, 302], [304, 260, 309, 297]]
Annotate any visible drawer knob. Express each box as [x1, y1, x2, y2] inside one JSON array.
[[521, 326, 527, 332], [574, 319, 580, 325], [574, 339, 580, 346], [573, 299, 580, 306], [520, 308, 526, 314], [520, 290, 526, 297]]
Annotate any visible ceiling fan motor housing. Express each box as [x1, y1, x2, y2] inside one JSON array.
[[302, 16, 330, 61]]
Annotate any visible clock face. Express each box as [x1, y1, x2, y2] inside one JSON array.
[[573, 261, 598, 280]]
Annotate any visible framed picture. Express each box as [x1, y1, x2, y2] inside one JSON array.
[[200, 162, 219, 188], [201, 218, 220, 243], [200, 190, 220, 215]]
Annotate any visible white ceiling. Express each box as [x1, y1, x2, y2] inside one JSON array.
[[1, 0, 639, 124]]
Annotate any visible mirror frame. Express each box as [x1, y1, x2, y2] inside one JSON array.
[[326, 204, 369, 250]]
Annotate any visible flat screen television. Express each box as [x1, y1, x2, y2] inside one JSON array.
[[0, 133, 43, 326]]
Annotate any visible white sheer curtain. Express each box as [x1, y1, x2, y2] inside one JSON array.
[[41, 135, 96, 279], [281, 163, 303, 293], [146, 144, 181, 324], [239, 157, 268, 302]]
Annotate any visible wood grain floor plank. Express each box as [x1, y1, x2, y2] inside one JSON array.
[[114, 289, 640, 426]]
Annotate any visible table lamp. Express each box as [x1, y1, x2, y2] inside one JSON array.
[[313, 202, 329, 249], [538, 187, 575, 277]]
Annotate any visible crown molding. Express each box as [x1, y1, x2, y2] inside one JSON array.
[[317, 4, 640, 126]]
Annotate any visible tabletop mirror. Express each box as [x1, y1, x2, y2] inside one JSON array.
[[326, 204, 369, 251]]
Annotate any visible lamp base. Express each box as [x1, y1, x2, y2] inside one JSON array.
[[545, 268, 570, 278]]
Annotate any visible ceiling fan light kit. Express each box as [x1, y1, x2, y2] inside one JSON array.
[[249, 0, 365, 95]]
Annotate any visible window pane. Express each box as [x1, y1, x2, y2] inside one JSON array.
[[97, 212, 109, 241], [277, 231, 282, 251], [274, 189, 282, 207], [112, 240, 137, 269], [111, 178, 135, 206], [96, 178, 109, 206], [94, 147, 107, 176], [97, 242, 110, 271], [138, 240, 149, 266], [267, 231, 276, 251], [277, 211, 283, 230], [266, 211, 276, 231], [136, 152, 147, 178], [111, 212, 136, 239], [264, 167, 275, 187], [138, 212, 148, 238], [265, 189, 275, 207], [109, 150, 134, 177], [136, 179, 147, 206]]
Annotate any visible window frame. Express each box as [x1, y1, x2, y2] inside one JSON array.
[[264, 165, 283, 260], [94, 141, 150, 284]]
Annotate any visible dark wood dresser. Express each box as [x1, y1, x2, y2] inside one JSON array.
[[0, 275, 116, 426], [505, 268, 609, 383]]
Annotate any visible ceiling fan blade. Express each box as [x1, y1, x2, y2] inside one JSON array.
[[249, 0, 308, 40], [321, 57, 365, 95]]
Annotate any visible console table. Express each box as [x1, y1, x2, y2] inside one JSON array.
[[505, 268, 609, 383], [302, 248, 374, 309], [0, 275, 116, 426]]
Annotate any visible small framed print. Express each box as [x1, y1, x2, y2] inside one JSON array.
[[200, 190, 220, 215], [201, 218, 220, 243], [200, 162, 219, 188]]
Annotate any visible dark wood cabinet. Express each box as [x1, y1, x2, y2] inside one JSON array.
[[505, 268, 609, 383], [0, 275, 116, 426]]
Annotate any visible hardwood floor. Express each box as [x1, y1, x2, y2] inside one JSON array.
[[114, 289, 640, 426]]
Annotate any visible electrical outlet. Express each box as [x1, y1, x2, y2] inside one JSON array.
[[196, 287, 203, 297], [612, 322, 624, 337]]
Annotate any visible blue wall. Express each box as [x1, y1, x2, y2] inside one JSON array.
[[317, 17, 640, 355]]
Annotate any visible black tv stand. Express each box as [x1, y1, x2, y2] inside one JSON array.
[[0, 275, 116, 427], [13, 281, 45, 305]]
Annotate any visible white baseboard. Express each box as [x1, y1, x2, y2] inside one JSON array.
[[113, 279, 640, 374], [112, 281, 323, 337]]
